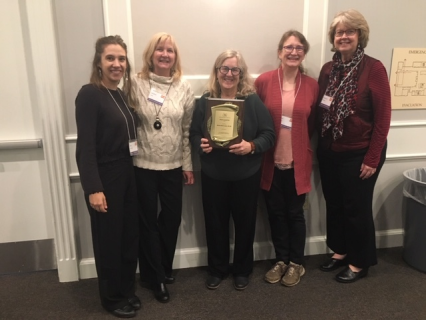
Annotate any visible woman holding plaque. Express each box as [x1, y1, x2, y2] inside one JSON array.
[[190, 50, 275, 291], [255, 30, 319, 287], [132, 32, 195, 302], [317, 10, 391, 283], [75, 35, 140, 318]]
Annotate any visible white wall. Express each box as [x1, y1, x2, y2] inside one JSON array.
[[0, 1, 53, 243], [1, 0, 79, 281], [2, 0, 425, 282]]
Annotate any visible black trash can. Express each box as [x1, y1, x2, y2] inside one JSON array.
[[402, 168, 426, 272]]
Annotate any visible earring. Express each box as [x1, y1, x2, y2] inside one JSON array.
[[98, 68, 102, 77]]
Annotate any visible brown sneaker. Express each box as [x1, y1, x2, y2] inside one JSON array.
[[281, 262, 305, 287], [264, 261, 287, 284]]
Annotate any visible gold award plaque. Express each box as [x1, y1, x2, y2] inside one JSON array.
[[205, 98, 244, 148]]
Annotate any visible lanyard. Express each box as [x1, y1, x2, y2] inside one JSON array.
[[277, 68, 302, 103], [105, 87, 137, 140]]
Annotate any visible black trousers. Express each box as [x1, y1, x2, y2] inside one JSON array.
[[201, 170, 261, 278], [262, 168, 306, 265], [86, 157, 139, 311], [134, 167, 182, 285], [317, 142, 387, 268]]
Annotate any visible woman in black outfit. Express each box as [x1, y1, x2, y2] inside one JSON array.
[[75, 35, 140, 318], [190, 50, 275, 291]]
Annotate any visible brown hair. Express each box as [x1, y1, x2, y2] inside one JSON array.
[[89, 35, 137, 108], [277, 30, 310, 74]]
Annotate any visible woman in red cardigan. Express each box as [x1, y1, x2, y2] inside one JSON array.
[[255, 30, 318, 287], [316, 10, 391, 283]]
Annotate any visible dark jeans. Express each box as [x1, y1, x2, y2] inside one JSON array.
[[86, 157, 139, 311], [134, 166, 182, 285], [263, 168, 306, 265], [317, 142, 387, 268], [201, 170, 261, 278]]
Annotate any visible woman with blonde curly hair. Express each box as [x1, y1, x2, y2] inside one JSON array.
[[190, 50, 275, 291]]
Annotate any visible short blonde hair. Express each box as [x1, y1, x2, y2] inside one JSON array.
[[206, 50, 255, 98], [328, 9, 370, 51], [138, 32, 182, 81]]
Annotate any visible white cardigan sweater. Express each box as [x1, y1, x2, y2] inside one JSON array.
[[132, 72, 195, 171]]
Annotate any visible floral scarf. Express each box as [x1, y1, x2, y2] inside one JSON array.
[[321, 46, 364, 140]]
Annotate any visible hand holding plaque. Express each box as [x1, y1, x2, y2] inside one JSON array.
[[204, 98, 244, 149]]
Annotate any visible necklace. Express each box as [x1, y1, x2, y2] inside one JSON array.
[[149, 79, 173, 130], [277, 68, 301, 100], [103, 85, 136, 140]]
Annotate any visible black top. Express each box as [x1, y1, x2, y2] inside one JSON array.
[[75, 84, 137, 195], [190, 93, 275, 181]]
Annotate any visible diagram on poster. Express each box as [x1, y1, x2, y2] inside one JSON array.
[[389, 48, 426, 109]]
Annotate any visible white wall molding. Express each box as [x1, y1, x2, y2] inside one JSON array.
[[303, 0, 330, 76], [103, 0, 135, 70], [78, 230, 403, 279], [25, 0, 78, 282], [386, 153, 426, 161], [67, 150, 426, 182], [65, 134, 77, 143], [390, 120, 426, 128]]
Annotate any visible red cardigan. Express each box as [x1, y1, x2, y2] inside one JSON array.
[[316, 55, 391, 167], [255, 69, 319, 194]]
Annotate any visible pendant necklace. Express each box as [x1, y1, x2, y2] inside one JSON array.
[[150, 80, 173, 130]]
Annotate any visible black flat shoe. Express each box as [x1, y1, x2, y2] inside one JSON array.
[[110, 305, 136, 318], [153, 283, 170, 303], [320, 257, 347, 272], [205, 275, 222, 290], [234, 276, 249, 291], [165, 275, 175, 284], [128, 296, 141, 310], [335, 266, 368, 283]]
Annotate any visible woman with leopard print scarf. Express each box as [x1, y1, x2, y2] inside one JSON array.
[[316, 9, 391, 284]]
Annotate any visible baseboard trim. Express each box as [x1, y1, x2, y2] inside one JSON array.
[[78, 229, 404, 279], [0, 239, 56, 275]]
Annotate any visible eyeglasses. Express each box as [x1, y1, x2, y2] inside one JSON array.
[[282, 45, 305, 53], [335, 29, 357, 37], [217, 66, 242, 76]]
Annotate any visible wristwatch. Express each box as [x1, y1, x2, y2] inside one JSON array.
[[249, 141, 256, 154]]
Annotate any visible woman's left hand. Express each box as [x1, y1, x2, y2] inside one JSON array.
[[183, 171, 195, 185], [360, 163, 377, 180], [229, 139, 251, 156]]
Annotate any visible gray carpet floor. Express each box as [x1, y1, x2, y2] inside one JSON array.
[[1, 247, 425, 320]]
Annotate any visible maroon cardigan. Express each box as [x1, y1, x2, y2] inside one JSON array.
[[316, 54, 391, 167], [255, 69, 319, 194]]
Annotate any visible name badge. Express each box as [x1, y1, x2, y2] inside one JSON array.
[[281, 116, 292, 129], [148, 88, 166, 105], [129, 139, 138, 156], [319, 94, 333, 110]]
